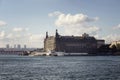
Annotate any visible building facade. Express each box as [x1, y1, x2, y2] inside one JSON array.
[[97, 40, 105, 48], [44, 30, 104, 53]]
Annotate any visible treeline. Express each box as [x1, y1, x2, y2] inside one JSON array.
[[97, 43, 120, 55]]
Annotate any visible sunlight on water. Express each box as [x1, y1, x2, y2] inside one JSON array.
[[0, 55, 120, 80]]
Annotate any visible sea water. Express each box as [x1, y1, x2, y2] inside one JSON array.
[[0, 55, 120, 80]]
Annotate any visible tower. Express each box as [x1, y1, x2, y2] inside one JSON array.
[[14, 44, 16, 48], [17, 44, 21, 49], [24, 45, 27, 49], [55, 29, 59, 38], [46, 31, 48, 38]]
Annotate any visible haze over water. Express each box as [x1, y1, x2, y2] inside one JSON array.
[[0, 55, 120, 80]]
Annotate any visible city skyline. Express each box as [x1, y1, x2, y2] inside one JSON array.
[[0, 0, 120, 48], [6, 44, 27, 49]]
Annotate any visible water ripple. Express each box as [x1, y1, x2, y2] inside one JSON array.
[[0, 56, 120, 80]]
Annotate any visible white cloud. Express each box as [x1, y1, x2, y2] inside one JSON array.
[[102, 34, 120, 43], [50, 11, 100, 36], [0, 31, 5, 39], [0, 25, 44, 48], [0, 30, 44, 48], [6, 33, 13, 39], [0, 20, 7, 26], [113, 24, 120, 30], [63, 25, 100, 36], [29, 34, 44, 42], [28, 34, 45, 47], [8, 33, 44, 48], [48, 11, 62, 17], [55, 13, 99, 27], [13, 27, 29, 32]]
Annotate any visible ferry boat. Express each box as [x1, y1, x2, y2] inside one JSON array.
[[51, 51, 65, 56]]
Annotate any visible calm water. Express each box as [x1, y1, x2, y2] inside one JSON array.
[[0, 55, 120, 80]]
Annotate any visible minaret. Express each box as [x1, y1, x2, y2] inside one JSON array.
[[46, 31, 48, 38]]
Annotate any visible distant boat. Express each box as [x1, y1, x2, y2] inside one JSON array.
[[51, 51, 65, 56]]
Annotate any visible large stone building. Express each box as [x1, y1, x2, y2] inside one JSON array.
[[44, 30, 105, 53]]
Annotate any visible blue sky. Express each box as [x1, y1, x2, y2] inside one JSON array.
[[0, 0, 120, 48]]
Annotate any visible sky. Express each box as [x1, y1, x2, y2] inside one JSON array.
[[0, 0, 120, 48]]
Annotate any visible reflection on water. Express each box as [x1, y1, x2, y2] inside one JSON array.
[[0, 55, 120, 80]]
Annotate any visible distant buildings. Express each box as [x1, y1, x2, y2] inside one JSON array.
[[44, 30, 105, 53], [97, 40, 105, 48], [1, 44, 37, 55], [109, 41, 120, 50], [6, 44, 10, 48], [24, 45, 27, 49], [14, 44, 16, 48], [6, 44, 27, 49]]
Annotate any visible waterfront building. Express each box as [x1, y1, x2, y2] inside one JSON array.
[[44, 30, 105, 53], [97, 40, 105, 48]]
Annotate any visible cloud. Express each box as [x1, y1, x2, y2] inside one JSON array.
[[0, 20, 7, 26], [29, 34, 44, 42], [0, 31, 5, 39], [48, 11, 62, 17], [28, 34, 45, 47], [113, 24, 120, 30], [63, 25, 100, 36], [6, 33, 13, 39], [55, 13, 99, 27], [0, 29, 44, 48], [50, 11, 100, 36], [102, 34, 120, 43], [4, 32, 44, 48], [13, 27, 29, 32]]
